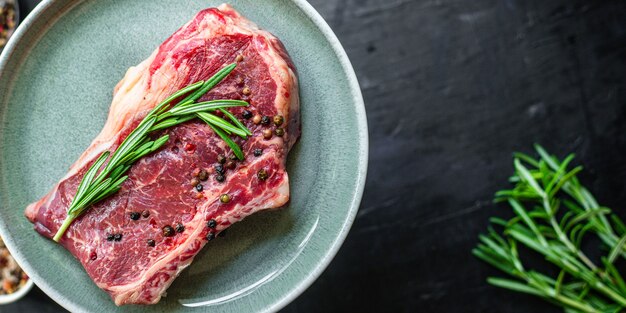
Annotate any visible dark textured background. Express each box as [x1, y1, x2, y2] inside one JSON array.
[[4, 0, 626, 312]]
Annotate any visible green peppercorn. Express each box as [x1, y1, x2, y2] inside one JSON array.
[[220, 194, 231, 203], [273, 115, 284, 126], [257, 169, 268, 181], [198, 169, 209, 181], [275, 128, 285, 137]]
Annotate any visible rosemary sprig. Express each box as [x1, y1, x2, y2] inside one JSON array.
[[474, 145, 626, 313], [53, 63, 250, 242]]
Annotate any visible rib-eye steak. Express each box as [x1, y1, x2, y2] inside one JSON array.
[[24, 4, 299, 305]]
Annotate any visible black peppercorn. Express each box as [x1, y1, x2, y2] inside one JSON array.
[[106, 234, 114, 241], [215, 164, 224, 174], [253, 149, 263, 157], [130, 212, 140, 220], [261, 116, 270, 125], [215, 174, 225, 182], [196, 184, 204, 192], [147, 239, 155, 247], [257, 169, 268, 181], [217, 154, 226, 164], [207, 219, 217, 228], [198, 169, 209, 181], [206, 232, 215, 241], [162, 225, 175, 237], [175, 223, 185, 233], [142, 210, 150, 218], [242, 110, 252, 119], [114, 234, 122, 241]]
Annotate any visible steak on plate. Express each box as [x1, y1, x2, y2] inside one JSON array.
[[24, 4, 299, 305]]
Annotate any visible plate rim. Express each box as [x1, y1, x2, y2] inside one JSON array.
[[0, 0, 368, 312]]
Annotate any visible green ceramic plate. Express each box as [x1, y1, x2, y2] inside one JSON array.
[[0, 0, 367, 312]]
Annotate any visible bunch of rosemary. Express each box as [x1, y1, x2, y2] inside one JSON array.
[[474, 145, 626, 313], [53, 63, 250, 242]]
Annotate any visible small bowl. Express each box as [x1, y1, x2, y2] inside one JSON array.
[[0, 278, 34, 305], [0, 0, 20, 51]]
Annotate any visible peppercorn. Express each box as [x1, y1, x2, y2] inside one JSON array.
[[235, 55, 244, 62], [162, 225, 175, 237], [273, 115, 284, 126], [114, 234, 122, 241], [261, 116, 270, 125], [175, 223, 185, 233], [147, 239, 155, 247], [190, 178, 200, 187], [225, 160, 236, 169], [142, 210, 150, 218], [263, 129, 273, 139], [106, 234, 114, 241], [217, 154, 226, 164], [252, 115, 262, 125], [215, 174, 225, 182], [214, 164, 224, 174], [196, 184, 204, 192], [242, 110, 252, 119], [275, 128, 285, 137], [220, 194, 231, 203], [206, 232, 215, 241], [258, 169, 269, 181], [198, 169, 209, 181], [242, 86, 251, 95], [207, 219, 217, 228], [130, 212, 140, 220]]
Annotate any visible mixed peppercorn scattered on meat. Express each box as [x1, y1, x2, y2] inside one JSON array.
[[0, 0, 17, 49], [0, 237, 28, 295]]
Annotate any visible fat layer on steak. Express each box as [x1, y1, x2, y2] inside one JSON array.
[[24, 4, 299, 305]]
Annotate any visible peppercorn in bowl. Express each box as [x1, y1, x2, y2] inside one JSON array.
[[0, 237, 33, 304]]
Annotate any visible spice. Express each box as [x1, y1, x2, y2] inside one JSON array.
[[253, 149, 263, 157], [242, 110, 252, 119], [242, 87, 251, 95], [190, 178, 200, 187], [142, 210, 150, 218], [273, 115, 284, 126], [196, 184, 204, 192], [198, 169, 209, 181], [235, 55, 244, 62], [0, 237, 29, 295], [129, 212, 140, 220], [147, 239, 155, 247], [263, 129, 273, 139], [225, 160, 236, 170], [207, 219, 217, 228], [257, 169, 269, 181], [162, 225, 175, 237], [114, 234, 122, 241], [217, 154, 226, 164], [220, 194, 231, 203], [252, 115, 262, 125], [275, 128, 285, 137], [261, 116, 270, 125], [215, 174, 225, 182], [206, 232, 216, 241], [215, 164, 225, 174], [106, 234, 115, 241], [175, 223, 185, 233]]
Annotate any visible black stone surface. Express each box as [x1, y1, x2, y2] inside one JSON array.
[[4, 0, 626, 312]]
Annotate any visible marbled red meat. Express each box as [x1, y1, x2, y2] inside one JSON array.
[[24, 4, 299, 305]]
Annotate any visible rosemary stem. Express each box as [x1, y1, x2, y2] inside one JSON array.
[[53, 214, 76, 242]]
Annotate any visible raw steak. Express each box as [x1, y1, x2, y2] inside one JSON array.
[[24, 4, 299, 305]]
